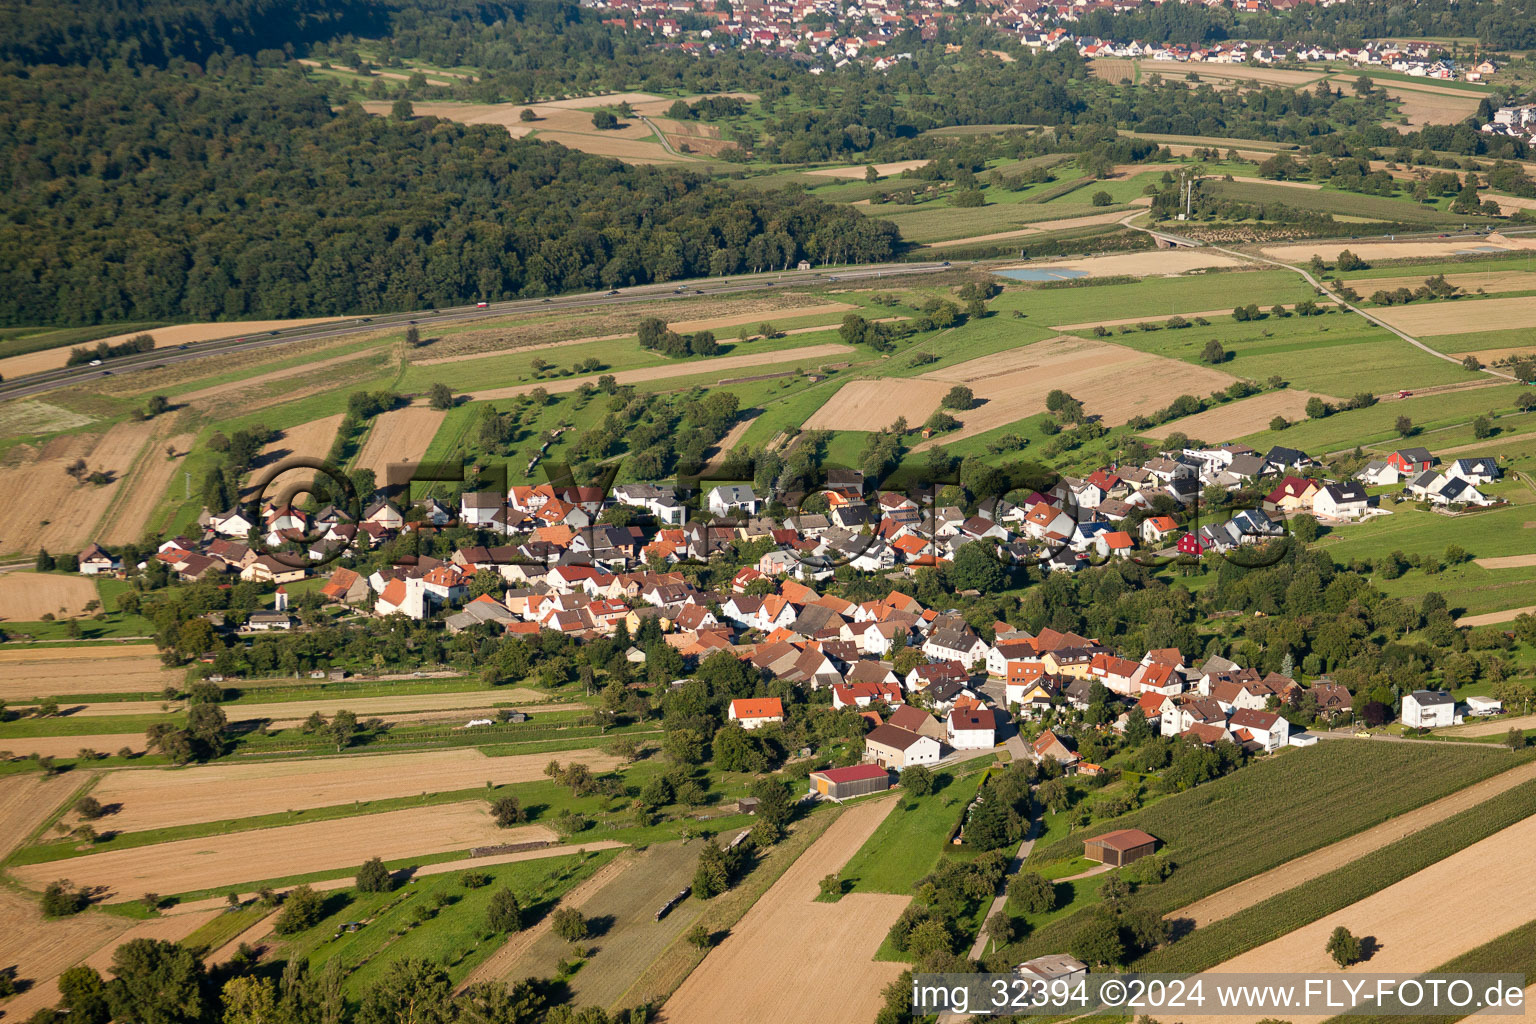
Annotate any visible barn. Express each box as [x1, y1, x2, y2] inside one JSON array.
[[809, 764, 891, 801], [1083, 828, 1159, 866]]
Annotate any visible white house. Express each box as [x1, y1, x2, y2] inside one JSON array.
[[1226, 708, 1290, 752], [1445, 457, 1500, 485], [1313, 481, 1369, 519], [947, 707, 996, 749], [77, 543, 119, 575], [1403, 689, 1455, 728], [728, 697, 784, 729], [707, 485, 762, 517]]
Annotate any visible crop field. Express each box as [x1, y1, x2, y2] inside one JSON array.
[[244, 413, 345, 500], [0, 419, 157, 556], [0, 892, 137, 1019], [352, 406, 447, 482], [9, 805, 557, 900], [0, 770, 81, 859], [0, 645, 174, 701], [1344, 270, 1536, 295], [86, 747, 623, 833], [500, 839, 707, 1008], [1204, 179, 1469, 225], [865, 198, 1122, 244], [1142, 388, 1340, 439], [1233, 382, 1528, 452], [0, 317, 344, 379], [804, 378, 953, 431], [1261, 240, 1534, 263], [1369, 294, 1536, 336], [1012, 743, 1520, 961], [0, 571, 100, 620], [901, 334, 1239, 446], [663, 795, 910, 1024], [1170, 758, 1536, 929]]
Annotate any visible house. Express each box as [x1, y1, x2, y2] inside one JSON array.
[[1015, 954, 1089, 986], [707, 485, 761, 517], [906, 660, 969, 693], [832, 681, 903, 709], [888, 703, 947, 742], [1083, 828, 1159, 866], [809, 764, 890, 801], [947, 707, 996, 749], [1264, 476, 1320, 512], [612, 483, 687, 525], [1308, 680, 1353, 717], [1402, 689, 1455, 728], [1314, 481, 1369, 519], [922, 628, 989, 668], [1029, 729, 1079, 768], [1356, 460, 1402, 486], [241, 556, 307, 585], [78, 543, 119, 575], [318, 568, 364, 606], [1446, 457, 1500, 485], [459, 491, 506, 528], [246, 610, 295, 631], [864, 724, 942, 769], [1140, 516, 1179, 545], [728, 697, 785, 729], [1386, 447, 1435, 475], [1227, 708, 1290, 752]]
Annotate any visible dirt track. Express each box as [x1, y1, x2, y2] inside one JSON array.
[[10, 805, 557, 900], [1197, 811, 1536, 1024], [1444, 713, 1536, 738], [87, 747, 622, 833], [662, 795, 909, 1024], [1169, 758, 1536, 928]]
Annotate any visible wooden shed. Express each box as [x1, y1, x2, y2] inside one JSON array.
[[1083, 828, 1159, 866], [809, 764, 891, 801]]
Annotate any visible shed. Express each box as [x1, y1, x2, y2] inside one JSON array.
[[809, 764, 891, 801], [1083, 828, 1159, 866], [1466, 695, 1503, 717]]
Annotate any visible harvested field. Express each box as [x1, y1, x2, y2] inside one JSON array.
[[0, 572, 100, 620], [465, 343, 855, 402], [1445, 712, 1536, 737], [59, 688, 570, 722], [925, 202, 1151, 249], [352, 407, 447, 484], [243, 413, 345, 502], [10, 805, 557, 900], [0, 419, 156, 556], [174, 350, 379, 406], [1002, 249, 1245, 278], [0, 770, 83, 859], [1148, 62, 1325, 88], [804, 160, 931, 179], [1475, 554, 1536, 570], [534, 130, 680, 162], [87, 747, 623, 834], [1369, 295, 1536, 336], [907, 335, 1238, 448], [1197, 812, 1536, 1024], [1459, 604, 1536, 626], [0, 892, 132, 1017], [1088, 58, 1135, 83], [1261, 240, 1524, 262], [0, 399, 94, 436], [1339, 78, 1485, 129], [1170, 758, 1536, 928], [1345, 270, 1536, 295], [97, 427, 196, 546], [668, 302, 854, 333], [0, 733, 146, 758], [0, 318, 342, 379], [662, 795, 909, 1024], [0, 645, 175, 701], [1142, 389, 1341, 440], [804, 378, 954, 431]]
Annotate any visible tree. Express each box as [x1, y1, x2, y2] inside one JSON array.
[[273, 885, 325, 935], [693, 840, 731, 899], [950, 541, 1005, 592], [1200, 340, 1226, 364], [1306, 396, 1330, 419], [551, 907, 588, 942], [864, 165, 878, 183], [427, 383, 454, 410], [1269, 415, 1288, 431], [942, 385, 976, 410], [404, 326, 420, 346], [357, 959, 454, 1024], [487, 888, 522, 933], [328, 709, 358, 751], [1473, 415, 1494, 439], [1008, 872, 1056, 915], [42, 880, 87, 917], [36, 547, 55, 571], [687, 923, 713, 948], [1091, 190, 1113, 206], [519, 108, 537, 123], [902, 765, 933, 796], [106, 939, 206, 1024], [591, 110, 618, 130], [58, 965, 111, 1024], [1507, 727, 1528, 751], [1069, 908, 1124, 967], [1291, 514, 1319, 544], [356, 857, 392, 893], [1326, 925, 1362, 968], [76, 795, 105, 819], [491, 795, 527, 826]]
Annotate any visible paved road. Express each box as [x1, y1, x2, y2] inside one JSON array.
[[968, 818, 1039, 961], [0, 260, 953, 402]]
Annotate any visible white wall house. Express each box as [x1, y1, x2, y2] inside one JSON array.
[[1403, 689, 1455, 728]]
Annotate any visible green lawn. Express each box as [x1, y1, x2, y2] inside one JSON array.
[[836, 768, 988, 894], [1233, 383, 1530, 451], [991, 270, 1316, 326]]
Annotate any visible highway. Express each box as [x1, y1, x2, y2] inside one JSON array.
[[0, 260, 954, 402]]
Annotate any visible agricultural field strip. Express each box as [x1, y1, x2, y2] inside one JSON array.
[[1169, 757, 1536, 928], [40, 692, 587, 722]]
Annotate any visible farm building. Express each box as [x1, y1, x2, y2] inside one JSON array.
[[1466, 695, 1503, 716], [1403, 690, 1455, 728], [1016, 954, 1088, 985], [1083, 828, 1159, 866], [808, 764, 891, 801], [864, 723, 942, 769]]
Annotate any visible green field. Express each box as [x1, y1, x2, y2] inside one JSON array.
[[1232, 383, 1531, 451], [991, 270, 1316, 325], [1204, 178, 1492, 227], [836, 768, 987, 894]]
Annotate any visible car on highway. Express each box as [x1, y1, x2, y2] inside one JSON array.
[[88, 359, 102, 366], [476, 301, 488, 308], [675, 285, 688, 293], [607, 289, 620, 296]]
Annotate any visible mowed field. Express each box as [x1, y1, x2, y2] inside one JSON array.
[[87, 747, 624, 834], [1198, 811, 1536, 1024], [0, 770, 83, 859], [352, 406, 448, 483], [10, 805, 557, 900], [895, 335, 1239, 447], [97, 426, 197, 545], [1369, 295, 1536, 336], [1261, 240, 1530, 262], [1007, 250, 1246, 277], [244, 413, 345, 500], [1169, 758, 1536, 929], [804, 378, 954, 431], [0, 419, 157, 555], [0, 572, 100, 620], [663, 795, 910, 1024], [1344, 270, 1536, 295], [1142, 388, 1340, 440], [0, 645, 174, 700]]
